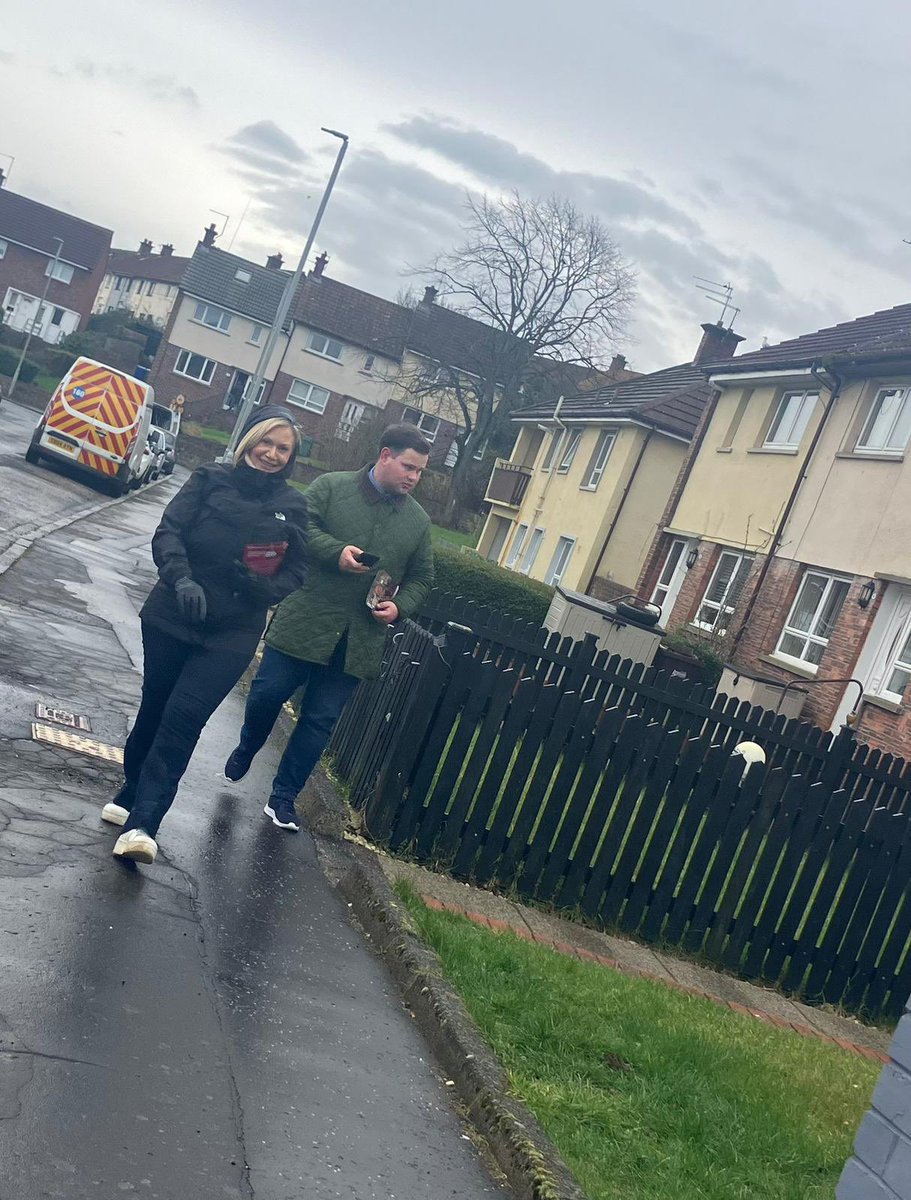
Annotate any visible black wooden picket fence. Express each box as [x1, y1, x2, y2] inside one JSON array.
[[328, 592, 911, 1021]]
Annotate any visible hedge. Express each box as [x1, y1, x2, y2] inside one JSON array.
[[430, 543, 554, 625], [0, 347, 38, 383]]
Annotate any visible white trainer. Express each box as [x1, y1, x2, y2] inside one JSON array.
[[112, 829, 158, 864], [101, 802, 130, 826]]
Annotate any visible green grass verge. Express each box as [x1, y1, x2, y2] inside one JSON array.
[[431, 524, 476, 548], [398, 886, 877, 1200]]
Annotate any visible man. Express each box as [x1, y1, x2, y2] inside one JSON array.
[[224, 422, 434, 830]]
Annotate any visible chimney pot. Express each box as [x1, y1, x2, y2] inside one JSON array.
[[266, 252, 284, 270], [160, 243, 174, 257], [422, 285, 438, 306], [312, 251, 329, 278], [139, 238, 153, 256], [693, 321, 744, 365], [201, 223, 218, 249]]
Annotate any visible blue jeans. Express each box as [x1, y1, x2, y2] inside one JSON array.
[[237, 641, 359, 804]]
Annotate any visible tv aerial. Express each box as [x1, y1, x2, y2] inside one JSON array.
[[693, 276, 741, 329]]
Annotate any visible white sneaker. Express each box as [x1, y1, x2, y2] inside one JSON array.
[[101, 802, 130, 826], [112, 829, 158, 864]]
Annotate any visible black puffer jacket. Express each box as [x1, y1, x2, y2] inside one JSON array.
[[140, 461, 309, 653]]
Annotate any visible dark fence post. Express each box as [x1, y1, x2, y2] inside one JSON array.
[[364, 621, 473, 840]]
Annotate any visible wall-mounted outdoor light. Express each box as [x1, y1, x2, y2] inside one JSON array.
[[686, 547, 699, 570], [858, 580, 876, 610]]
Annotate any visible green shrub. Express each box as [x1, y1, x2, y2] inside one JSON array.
[[430, 543, 554, 625], [661, 626, 725, 686], [0, 347, 38, 383]]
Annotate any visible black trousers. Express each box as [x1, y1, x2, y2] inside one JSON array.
[[118, 620, 251, 837]]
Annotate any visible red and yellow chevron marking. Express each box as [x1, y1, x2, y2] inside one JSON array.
[[77, 449, 117, 476], [47, 362, 147, 464]]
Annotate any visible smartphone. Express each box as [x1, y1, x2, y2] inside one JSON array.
[[354, 551, 379, 567]]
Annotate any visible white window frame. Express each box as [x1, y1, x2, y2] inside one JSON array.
[[248, 324, 264, 345], [45, 259, 74, 284], [694, 550, 754, 634], [241, 377, 267, 404], [763, 390, 818, 449], [856, 386, 911, 456], [403, 408, 440, 443], [545, 536, 575, 586], [0, 239, 7, 258], [234, 268, 252, 283], [336, 400, 365, 442], [174, 348, 216, 384], [519, 528, 545, 575], [774, 570, 850, 670], [307, 331, 344, 361], [556, 431, 582, 475], [651, 537, 688, 624], [506, 523, 529, 569], [581, 430, 616, 490], [363, 354, 376, 373], [193, 301, 231, 332], [287, 377, 331, 414]]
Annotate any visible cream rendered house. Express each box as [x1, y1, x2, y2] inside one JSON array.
[[94, 240, 190, 329], [477, 323, 742, 596], [638, 302, 911, 756]]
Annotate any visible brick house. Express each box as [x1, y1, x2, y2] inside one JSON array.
[[148, 242, 515, 465], [0, 173, 112, 344], [637, 302, 911, 755], [93, 239, 190, 329], [475, 321, 741, 593]]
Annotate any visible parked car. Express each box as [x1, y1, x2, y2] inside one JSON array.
[[149, 427, 176, 476]]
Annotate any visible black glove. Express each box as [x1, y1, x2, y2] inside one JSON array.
[[174, 576, 207, 624]]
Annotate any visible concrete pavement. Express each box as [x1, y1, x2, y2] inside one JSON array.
[[0, 470, 503, 1196]]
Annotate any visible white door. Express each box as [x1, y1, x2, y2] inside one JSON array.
[[651, 538, 691, 625], [337, 400, 365, 441], [831, 584, 911, 730]]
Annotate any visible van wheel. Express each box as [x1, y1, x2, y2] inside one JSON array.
[[25, 442, 42, 465]]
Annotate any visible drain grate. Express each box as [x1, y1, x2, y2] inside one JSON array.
[[35, 703, 92, 732], [31, 722, 123, 765]]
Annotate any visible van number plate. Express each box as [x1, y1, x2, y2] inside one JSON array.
[[47, 435, 77, 453]]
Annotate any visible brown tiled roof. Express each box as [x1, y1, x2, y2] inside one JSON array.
[[294, 275, 409, 358], [706, 302, 911, 374], [107, 248, 189, 285], [292, 275, 518, 371], [181, 245, 291, 325], [0, 188, 111, 271], [514, 362, 712, 440]]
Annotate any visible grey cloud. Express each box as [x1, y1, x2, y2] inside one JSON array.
[[384, 115, 702, 238], [225, 120, 308, 166], [728, 154, 905, 276], [53, 60, 199, 108]]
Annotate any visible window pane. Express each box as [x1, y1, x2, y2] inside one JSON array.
[[790, 574, 827, 633], [815, 579, 849, 639], [887, 665, 911, 698], [804, 640, 826, 666], [658, 541, 685, 588], [860, 389, 908, 450], [779, 631, 806, 658], [891, 392, 911, 451], [705, 553, 738, 604]]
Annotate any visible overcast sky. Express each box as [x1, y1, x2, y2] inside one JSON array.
[[1, 0, 906, 370]]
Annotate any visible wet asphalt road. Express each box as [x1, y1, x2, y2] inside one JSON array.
[[0, 425, 502, 1198]]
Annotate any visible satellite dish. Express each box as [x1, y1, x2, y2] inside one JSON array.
[[733, 741, 766, 779]]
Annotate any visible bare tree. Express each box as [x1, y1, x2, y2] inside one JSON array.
[[401, 191, 635, 495]]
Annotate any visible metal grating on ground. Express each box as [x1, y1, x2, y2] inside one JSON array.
[[35, 703, 92, 732], [30, 722, 123, 764]]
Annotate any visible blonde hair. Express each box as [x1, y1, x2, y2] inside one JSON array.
[[234, 417, 299, 464]]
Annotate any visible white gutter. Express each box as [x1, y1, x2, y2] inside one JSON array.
[[708, 367, 817, 385]]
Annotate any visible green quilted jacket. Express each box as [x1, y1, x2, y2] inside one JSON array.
[[266, 466, 434, 679]]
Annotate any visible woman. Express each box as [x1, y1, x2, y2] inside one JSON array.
[[104, 405, 309, 865]]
